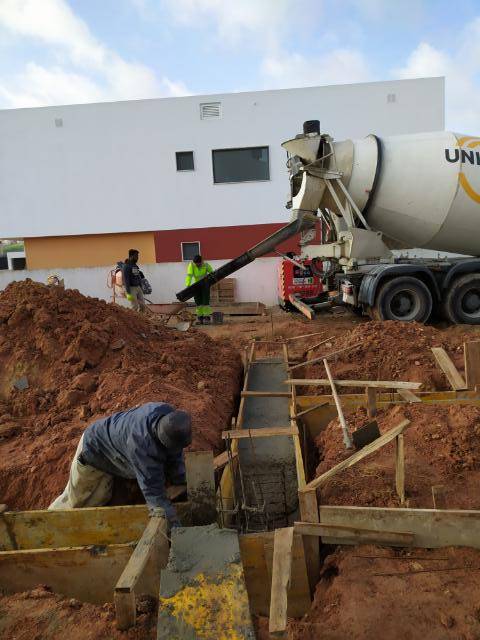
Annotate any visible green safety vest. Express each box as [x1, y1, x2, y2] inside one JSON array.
[[185, 261, 213, 286]]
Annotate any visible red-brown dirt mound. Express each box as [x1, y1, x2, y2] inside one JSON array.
[[0, 585, 156, 639], [304, 320, 480, 393], [0, 280, 242, 510], [314, 403, 480, 509]]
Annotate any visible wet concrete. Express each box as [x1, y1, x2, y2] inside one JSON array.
[[157, 524, 255, 640], [237, 358, 299, 530]]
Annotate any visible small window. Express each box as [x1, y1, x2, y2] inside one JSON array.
[[212, 146, 270, 184], [176, 151, 194, 171], [181, 241, 200, 261], [200, 102, 221, 119]]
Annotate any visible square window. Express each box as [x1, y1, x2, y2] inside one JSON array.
[[212, 146, 269, 184], [176, 151, 195, 171], [181, 241, 200, 261]]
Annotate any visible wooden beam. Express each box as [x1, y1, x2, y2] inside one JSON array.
[[286, 331, 326, 342], [306, 336, 334, 353], [213, 450, 237, 471], [464, 341, 480, 390], [324, 359, 352, 449], [294, 521, 414, 546], [241, 391, 291, 398], [318, 505, 480, 549], [395, 434, 405, 505], [288, 294, 314, 320], [269, 527, 294, 637], [288, 342, 360, 372], [397, 388, 422, 403], [185, 451, 216, 525], [286, 379, 422, 389], [303, 419, 410, 491], [366, 387, 377, 418], [298, 489, 319, 596], [293, 401, 329, 420], [222, 426, 298, 440], [431, 347, 467, 390]]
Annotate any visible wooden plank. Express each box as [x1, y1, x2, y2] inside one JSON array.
[[432, 485, 448, 510], [318, 505, 480, 549], [286, 331, 326, 342], [114, 591, 135, 631], [397, 388, 422, 403], [269, 527, 294, 637], [289, 532, 311, 617], [324, 359, 352, 449], [298, 489, 319, 595], [294, 522, 414, 546], [0, 543, 160, 603], [286, 379, 422, 389], [366, 387, 377, 418], [431, 347, 467, 390], [185, 450, 216, 525], [222, 426, 298, 439], [288, 294, 314, 321], [293, 401, 329, 420], [211, 303, 265, 316], [241, 391, 292, 398], [395, 434, 405, 505], [213, 450, 237, 471], [239, 532, 273, 616], [464, 341, 480, 390], [288, 342, 360, 372], [306, 337, 334, 353], [303, 419, 410, 491]]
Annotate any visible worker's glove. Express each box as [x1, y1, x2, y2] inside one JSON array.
[[125, 293, 134, 301]]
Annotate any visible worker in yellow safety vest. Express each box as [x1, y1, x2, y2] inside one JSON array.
[[185, 254, 213, 324]]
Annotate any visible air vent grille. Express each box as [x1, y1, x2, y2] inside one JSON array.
[[200, 102, 221, 119]]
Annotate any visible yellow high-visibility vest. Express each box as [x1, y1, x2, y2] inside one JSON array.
[[185, 261, 213, 287]]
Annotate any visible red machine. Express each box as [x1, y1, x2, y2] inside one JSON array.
[[278, 255, 328, 311]]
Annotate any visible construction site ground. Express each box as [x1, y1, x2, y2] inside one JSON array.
[[2, 281, 480, 639]]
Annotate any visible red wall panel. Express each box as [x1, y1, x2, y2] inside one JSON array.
[[153, 223, 311, 263]]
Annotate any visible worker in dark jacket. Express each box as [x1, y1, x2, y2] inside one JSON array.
[[48, 402, 192, 526], [122, 248, 146, 312]]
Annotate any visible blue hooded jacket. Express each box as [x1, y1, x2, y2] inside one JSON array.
[[81, 402, 186, 521]]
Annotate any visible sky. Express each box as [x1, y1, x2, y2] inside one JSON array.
[[0, 0, 479, 131]]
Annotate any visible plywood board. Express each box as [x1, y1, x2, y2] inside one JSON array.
[[431, 347, 467, 390]]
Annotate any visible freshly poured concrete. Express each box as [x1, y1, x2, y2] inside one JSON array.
[[157, 524, 255, 640], [238, 358, 299, 530]]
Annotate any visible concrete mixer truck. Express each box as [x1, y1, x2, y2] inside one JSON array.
[[177, 121, 480, 324]]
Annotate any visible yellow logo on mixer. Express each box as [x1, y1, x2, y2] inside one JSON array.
[[444, 136, 480, 204]]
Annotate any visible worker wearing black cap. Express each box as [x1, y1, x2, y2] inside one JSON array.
[[48, 402, 192, 527]]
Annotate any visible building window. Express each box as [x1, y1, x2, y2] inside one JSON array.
[[181, 241, 200, 261], [212, 146, 270, 184], [176, 151, 195, 171]]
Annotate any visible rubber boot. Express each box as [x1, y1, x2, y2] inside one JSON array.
[[195, 317, 204, 325], [203, 316, 211, 325]]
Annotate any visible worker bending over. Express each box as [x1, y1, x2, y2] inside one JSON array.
[[122, 248, 146, 312], [185, 254, 213, 324], [49, 402, 192, 527]]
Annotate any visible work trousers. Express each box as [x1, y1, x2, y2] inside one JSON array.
[[193, 286, 212, 317], [48, 434, 114, 510], [129, 285, 146, 312]]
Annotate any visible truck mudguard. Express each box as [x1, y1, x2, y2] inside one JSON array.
[[358, 263, 441, 307]]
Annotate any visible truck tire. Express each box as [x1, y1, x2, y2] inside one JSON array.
[[373, 277, 432, 323], [443, 273, 480, 324]]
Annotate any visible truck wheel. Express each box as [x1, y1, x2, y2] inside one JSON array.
[[443, 273, 480, 324], [374, 277, 432, 323]]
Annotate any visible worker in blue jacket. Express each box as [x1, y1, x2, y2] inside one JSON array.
[[49, 402, 192, 527]]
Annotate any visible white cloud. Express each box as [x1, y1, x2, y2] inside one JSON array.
[[0, 0, 189, 108], [394, 19, 480, 132], [165, 0, 290, 49], [262, 48, 373, 89]]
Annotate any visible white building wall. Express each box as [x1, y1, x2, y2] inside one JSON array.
[[0, 78, 444, 239], [0, 257, 283, 306]]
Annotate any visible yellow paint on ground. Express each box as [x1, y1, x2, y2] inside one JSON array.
[[158, 566, 252, 640], [24, 231, 156, 269]]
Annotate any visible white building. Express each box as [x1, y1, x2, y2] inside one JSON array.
[[0, 77, 444, 304]]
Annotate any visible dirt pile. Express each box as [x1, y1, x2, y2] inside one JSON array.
[[314, 403, 480, 509], [303, 320, 480, 392], [0, 585, 156, 639], [0, 280, 241, 510]]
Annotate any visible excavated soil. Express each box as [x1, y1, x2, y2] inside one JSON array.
[[256, 544, 480, 640], [0, 280, 241, 510], [314, 403, 480, 509], [0, 586, 157, 639]]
